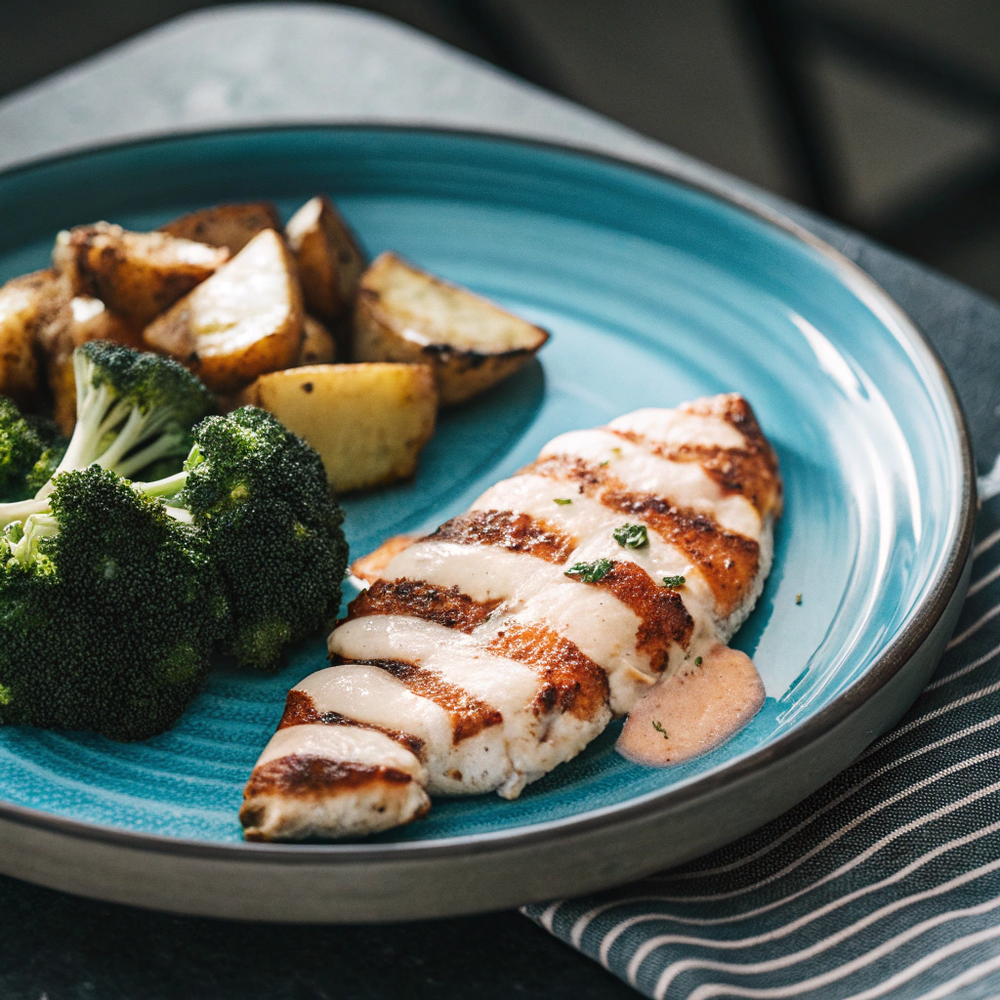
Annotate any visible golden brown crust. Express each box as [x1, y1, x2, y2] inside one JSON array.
[[276, 689, 425, 757], [677, 394, 782, 517], [591, 561, 694, 671], [352, 252, 549, 406], [159, 202, 282, 254], [0, 269, 67, 408], [347, 579, 501, 633], [241, 755, 413, 804], [141, 228, 303, 393], [602, 491, 760, 617], [485, 621, 610, 720], [341, 659, 503, 744], [520, 454, 612, 492], [285, 195, 366, 324], [429, 509, 576, 564], [350, 534, 419, 584], [54, 222, 227, 326], [44, 296, 145, 434], [527, 396, 782, 520], [298, 315, 337, 365], [521, 454, 759, 617]]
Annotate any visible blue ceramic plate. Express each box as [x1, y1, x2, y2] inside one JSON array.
[[0, 128, 973, 921]]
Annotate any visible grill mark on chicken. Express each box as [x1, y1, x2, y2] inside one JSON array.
[[589, 561, 695, 671], [521, 454, 614, 493], [242, 396, 780, 841], [342, 658, 504, 744], [428, 509, 576, 564], [608, 426, 781, 518], [602, 491, 759, 616], [681, 394, 782, 517], [520, 454, 758, 617], [675, 445, 779, 517], [485, 621, 610, 720], [277, 689, 425, 757], [346, 579, 501, 634], [240, 756, 417, 822]]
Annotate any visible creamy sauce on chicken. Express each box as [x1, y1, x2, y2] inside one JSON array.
[[240, 394, 782, 841]]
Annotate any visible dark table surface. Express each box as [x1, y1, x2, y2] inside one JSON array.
[[2, 6, 999, 998]]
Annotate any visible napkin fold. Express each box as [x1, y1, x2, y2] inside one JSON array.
[[525, 491, 1000, 999]]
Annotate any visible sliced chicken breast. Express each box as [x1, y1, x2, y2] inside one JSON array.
[[240, 394, 781, 841]]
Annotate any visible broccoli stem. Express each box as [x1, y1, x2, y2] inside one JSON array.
[[130, 467, 196, 525], [35, 371, 119, 498], [135, 468, 188, 499], [35, 353, 186, 498], [115, 428, 188, 480], [0, 496, 49, 529]]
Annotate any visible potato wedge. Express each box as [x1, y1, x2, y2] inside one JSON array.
[[353, 252, 549, 405], [298, 315, 337, 366], [285, 195, 365, 325], [143, 229, 303, 393], [159, 201, 282, 255], [46, 297, 144, 434], [240, 363, 437, 492], [53, 222, 228, 326], [0, 269, 70, 407]]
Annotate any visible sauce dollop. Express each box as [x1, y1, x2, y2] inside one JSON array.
[[617, 643, 764, 766]]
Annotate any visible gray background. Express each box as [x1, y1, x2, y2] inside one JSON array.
[[1, 4, 999, 998], [4, 0, 999, 299]]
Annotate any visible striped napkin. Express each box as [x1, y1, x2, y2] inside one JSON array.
[[524, 451, 1000, 996]]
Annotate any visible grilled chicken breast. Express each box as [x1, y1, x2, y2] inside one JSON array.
[[240, 394, 781, 841]]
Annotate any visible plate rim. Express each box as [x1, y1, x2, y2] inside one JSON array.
[[0, 122, 977, 863]]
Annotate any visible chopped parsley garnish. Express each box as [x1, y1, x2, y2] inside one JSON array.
[[662, 575, 686, 588], [565, 558, 614, 583], [652, 720, 669, 739], [613, 523, 648, 549], [796, 593, 803, 605], [554, 498, 573, 505], [695, 656, 703, 666], [599, 460, 610, 467]]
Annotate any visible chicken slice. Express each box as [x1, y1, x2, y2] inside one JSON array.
[[240, 394, 781, 840]]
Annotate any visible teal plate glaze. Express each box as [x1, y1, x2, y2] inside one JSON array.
[[0, 127, 974, 922]]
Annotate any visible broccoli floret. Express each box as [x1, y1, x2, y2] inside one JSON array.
[[0, 397, 67, 503], [138, 407, 348, 670], [36, 341, 213, 498], [0, 466, 225, 741]]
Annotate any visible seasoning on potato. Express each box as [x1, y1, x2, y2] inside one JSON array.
[[45, 297, 145, 434], [0, 269, 70, 408], [353, 252, 550, 405], [239, 362, 438, 492], [159, 201, 282, 255], [143, 228, 304, 393], [285, 195, 366, 326], [298, 315, 337, 366], [52, 222, 228, 327]]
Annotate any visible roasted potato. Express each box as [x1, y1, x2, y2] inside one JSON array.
[[285, 195, 366, 325], [159, 201, 281, 255], [240, 363, 437, 492], [353, 252, 549, 405], [45, 297, 144, 434], [143, 229, 303, 393], [0, 269, 70, 407], [52, 222, 228, 326], [298, 315, 337, 366]]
